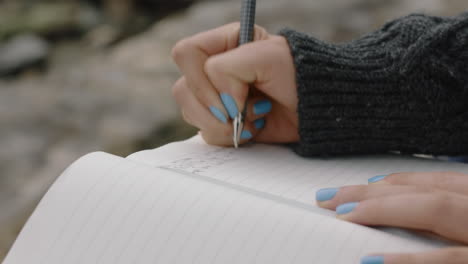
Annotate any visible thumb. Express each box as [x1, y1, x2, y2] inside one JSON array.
[[204, 36, 297, 117], [362, 248, 468, 264]]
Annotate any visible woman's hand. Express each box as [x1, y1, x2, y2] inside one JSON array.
[[316, 171, 468, 264], [171, 23, 299, 146]]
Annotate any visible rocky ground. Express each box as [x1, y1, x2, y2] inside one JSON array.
[[0, 0, 466, 260]]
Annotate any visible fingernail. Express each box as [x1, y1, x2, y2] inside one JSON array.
[[336, 202, 359, 215], [253, 100, 272, 115], [316, 188, 339, 202], [240, 130, 252, 140], [220, 93, 239, 119], [368, 175, 387, 184], [209, 106, 228, 124], [254, 118, 265, 130], [361, 256, 384, 264]]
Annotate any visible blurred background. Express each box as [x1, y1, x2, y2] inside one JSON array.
[[0, 0, 466, 260]]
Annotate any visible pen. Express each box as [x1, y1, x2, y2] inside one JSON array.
[[233, 0, 257, 148]]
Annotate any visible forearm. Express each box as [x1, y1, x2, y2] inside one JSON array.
[[280, 13, 468, 156]]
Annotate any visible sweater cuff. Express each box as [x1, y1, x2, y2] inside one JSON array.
[[279, 28, 412, 156]]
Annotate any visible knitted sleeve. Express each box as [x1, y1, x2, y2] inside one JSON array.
[[279, 13, 468, 156]]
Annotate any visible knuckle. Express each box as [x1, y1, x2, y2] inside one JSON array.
[[254, 25, 268, 40], [171, 37, 192, 62], [193, 89, 204, 100], [190, 83, 204, 100], [204, 56, 221, 76]]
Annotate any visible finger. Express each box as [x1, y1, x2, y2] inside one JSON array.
[[200, 118, 264, 147], [316, 184, 436, 210], [336, 192, 468, 244], [172, 77, 225, 129], [245, 97, 273, 122], [361, 248, 468, 264], [172, 40, 229, 122], [240, 120, 264, 144], [371, 172, 468, 196], [205, 36, 297, 116]]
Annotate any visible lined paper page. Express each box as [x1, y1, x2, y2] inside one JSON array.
[[128, 136, 468, 206], [4, 151, 440, 264]]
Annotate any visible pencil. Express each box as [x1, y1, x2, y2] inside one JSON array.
[[233, 0, 256, 148], [239, 0, 256, 45]]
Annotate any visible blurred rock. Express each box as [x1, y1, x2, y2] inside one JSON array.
[[0, 2, 101, 40], [85, 24, 122, 48], [101, 0, 196, 24], [0, 34, 50, 76]]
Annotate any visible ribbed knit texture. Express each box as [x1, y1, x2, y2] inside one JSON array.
[[279, 13, 468, 156]]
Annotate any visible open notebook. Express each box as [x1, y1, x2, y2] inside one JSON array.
[[4, 136, 468, 264]]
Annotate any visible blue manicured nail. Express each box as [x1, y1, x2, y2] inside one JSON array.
[[316, 188, 339, 202], [336, 202, 359, 215], [253, 100, 272, 115], [220, 93, 239, 119], [361, 256, 384, 264], [254, 118, 265, 130], [209, 106, 227, 124], [368, 175, 387, 184], [240, 130, 252, 140]]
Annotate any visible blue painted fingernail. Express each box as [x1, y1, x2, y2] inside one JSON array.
[[361, 256, 384, 264], [316, 188, 339, 202], [220, 93, 239, 119], [368, 175, 387, 184], [336, 202, 359, 215], [254, 118, 265, 130], [240, 130, 252, 140], [209, 106, 227, 124], [253, 100, 272, 115]]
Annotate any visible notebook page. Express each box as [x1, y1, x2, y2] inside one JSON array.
[[128, 136, 468, 207], [4, 151, 441, 264], [3, 152, 123, 264]]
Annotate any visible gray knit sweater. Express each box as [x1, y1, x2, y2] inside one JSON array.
[[279, 13, 468, 156]]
